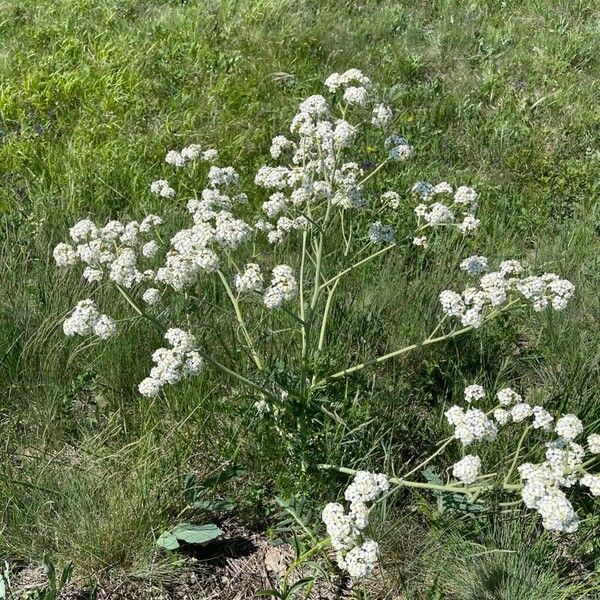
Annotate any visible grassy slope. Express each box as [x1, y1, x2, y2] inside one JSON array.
[[1, 0, 599, 595]]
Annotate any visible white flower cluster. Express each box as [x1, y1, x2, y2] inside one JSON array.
[[325, 68, 371, 93], [452, 454, 481, 484], [234, 263, 264, 293], [55, 217, 163, 285], [460, 255, 488, 277], [412, 183, 480, 247], [263, 265, 298, 309], [449, 385, 598, 534], [368, 221, 395, 244], [371, 103, 393, 128], [63, 299, 116, 340], [138, 328, 204, 397], [445, 405, 497, 445], [55, 217, 164, 311], [142, 288, 161, 305], [464, 384, 485, 403], [384, 134, 414, 161], [464, 386, 553, 430], [587, 434, 600, 454], [518, 454, 583, 534], [156, 184, 252, 291], [150, 179, 176, 198], [439, 260, 575, 327], [250, 70, 409, 246], [165, 144, 218, 167], [322, 471, 389, 579]]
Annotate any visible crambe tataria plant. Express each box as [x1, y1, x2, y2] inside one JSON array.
[[53, 68, 584, 582]]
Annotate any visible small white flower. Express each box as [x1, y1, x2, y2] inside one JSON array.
[[458, 214, 480, 234], [270, 135, 294, 159], [83, 267, 103, 283], [511, 402, 533, 423], [343, 86, 369, 106], [142, 288, 161, 305], [150, 179, 175, 198], [464, 384, 485, 403], [494, 408, 510, 426], [497, 387, 522, 406], [532, 406, 554, 430], [499, 260, 524, 275], [433, 182, 453, 195], [368, 221, 395, 244], [381, 191, 401, 209], [93, 314, 117, 339], [142, 240, 159, 258], [587, 434, 600, 454], [580, 474, 600, 496], [460, 256, 488, 277], [138, 377, 161, 397], [555, 414, 583, 441], [371, 104, 393, 127], [165, 150, 185, 167], [69, 219, 98, 243], [454, 186, 477, 206], [386, 136, 413, 161], [180, 144, 202, 161], [263, 265, 297, 309], [63, 299, 115, 340], [452, 454, 481, 484], [537, 489, 579, 533], [208, 166, 239, 188], [53, 243, 78, 267], [235, 263, 264, 293], [412, 181, 433, 199], [202, 149, 219, 163]]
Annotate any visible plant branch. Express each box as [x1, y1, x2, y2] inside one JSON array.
[[217, 270, 263, 370]]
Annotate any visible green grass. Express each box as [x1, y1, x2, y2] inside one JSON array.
[[1, 0, 599, 597]]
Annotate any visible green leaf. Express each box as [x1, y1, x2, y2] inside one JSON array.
[[43, 555, 56, 590], [156, 531, 180, 550], [172, 523, 223, 545], [190, 499, 236, 512], [287, 577, 315, 597], [198, 465, 245, 490], [59, 563, 74, 589]]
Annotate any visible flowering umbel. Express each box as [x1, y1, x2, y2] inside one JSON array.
[[323, 382, 598, 579]]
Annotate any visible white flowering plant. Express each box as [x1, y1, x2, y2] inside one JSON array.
[[52, 69, 591, 587]]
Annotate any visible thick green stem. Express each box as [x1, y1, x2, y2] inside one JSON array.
[[309, 235, 324, 311], [317, 279, 340, 352], [319, 243, 397, 290], [282, 538, 331, 593], [319, 464, 522, 495], [319, 464, 483, 494], [318, 301, 522, 385], [300, 229, 308, 358], [402, 436, 454, 479], [217, 270, 263, 370], [504, 425, 530, 485], [318, 322, 475, 384]]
